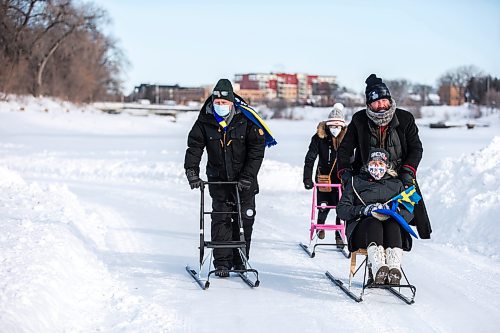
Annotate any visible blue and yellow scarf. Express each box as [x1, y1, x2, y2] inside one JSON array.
[[213, 98, 277, 148]]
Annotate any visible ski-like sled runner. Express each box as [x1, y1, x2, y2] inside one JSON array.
[[186, 181, 260, 290], [325, 249, 416, 304], [299, 183, 350, 258]]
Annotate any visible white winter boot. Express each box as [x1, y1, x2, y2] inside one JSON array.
[[367, 243, 389, 284], [386, 247, 403, 285]]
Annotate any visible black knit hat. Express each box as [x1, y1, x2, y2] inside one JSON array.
[[365, 74, 391, 104], [212, 79, 235, 103], [368, 148, 390, 164]]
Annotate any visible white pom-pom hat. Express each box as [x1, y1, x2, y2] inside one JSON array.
[[326, 103, 346, 127]]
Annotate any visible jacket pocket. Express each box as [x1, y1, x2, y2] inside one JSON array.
[[228, 128, 246, 164], [205, 127, 224, 166], [206, 165, 220, 178]]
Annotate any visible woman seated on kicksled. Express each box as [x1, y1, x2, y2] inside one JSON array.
[[336, 148, 413, 285]]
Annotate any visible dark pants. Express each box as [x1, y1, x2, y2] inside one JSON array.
[[209, 184, 256, 269], [351, 216, 403, 251], [317, 187, 341, 236]]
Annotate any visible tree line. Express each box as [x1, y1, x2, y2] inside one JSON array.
[[437, 65, 500, 107], [0, 0, 126, 102]]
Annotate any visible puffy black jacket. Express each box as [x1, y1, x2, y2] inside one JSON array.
[[337, 108, 423, 174], [184, 97, 266, 193], [303, 121, 346, 184], [336, 172, 414, 251], [337, 107, 431, 239]]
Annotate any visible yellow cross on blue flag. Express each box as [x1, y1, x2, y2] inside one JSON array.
[[390, 186, 422, 213]]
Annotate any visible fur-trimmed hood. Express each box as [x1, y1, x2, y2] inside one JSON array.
[[317, 121, 347, 150]]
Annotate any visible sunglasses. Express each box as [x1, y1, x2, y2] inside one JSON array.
[[213, 90, 230, 97]]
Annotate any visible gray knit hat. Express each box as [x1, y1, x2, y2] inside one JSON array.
[[326, 103, 346, 127]]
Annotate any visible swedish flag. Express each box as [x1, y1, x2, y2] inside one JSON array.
[[390, 186, 422, 213]]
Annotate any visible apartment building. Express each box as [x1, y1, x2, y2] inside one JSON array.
[[438, 84, 464, 106], [234, 72, 337, 104], [129, 84, 208, 105]]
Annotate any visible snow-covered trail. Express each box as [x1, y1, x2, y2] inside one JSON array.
[[1, 103, 499, 332], [39, 174, 500, 333]]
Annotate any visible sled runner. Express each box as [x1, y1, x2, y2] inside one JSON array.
[[186, 181, 260, 290], [325, 249, 416, 304], [299, 183, 350, 258]]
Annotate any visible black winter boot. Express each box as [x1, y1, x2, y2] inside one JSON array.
[[335, 232, 344, 249], [215, 266, 229, 278]]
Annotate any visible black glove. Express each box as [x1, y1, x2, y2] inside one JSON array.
[[340, 169, 352, 187], [303, 178, 313, 190], [186, 169, 202, 190], [237, 178, 252, 192], [399, 166, 415, 188]]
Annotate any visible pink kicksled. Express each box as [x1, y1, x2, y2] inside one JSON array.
[[299, 183, 350, 258]]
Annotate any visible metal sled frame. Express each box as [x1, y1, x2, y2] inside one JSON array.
[[299, 183, 350, 258], [186, 181, 260, 290], [325, 249, 416, 304]]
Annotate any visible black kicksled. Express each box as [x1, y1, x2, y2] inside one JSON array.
[[186, 181, 260, 290], [325, 249, 416, 304]]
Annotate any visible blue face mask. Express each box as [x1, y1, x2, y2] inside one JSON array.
[[214, 104, 231, 117]]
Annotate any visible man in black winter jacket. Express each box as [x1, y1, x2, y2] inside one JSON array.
[[336, 74, 432, 239], [184, 79, 266, 277]]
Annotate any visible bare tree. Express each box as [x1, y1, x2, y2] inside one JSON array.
[[385, 79, 411, 104], [437, 65, 483, 103], [0, 0, 126, 101], [485, 89, 500, 110], [29, 1, 110, 96], [269, 98, 290, 119]]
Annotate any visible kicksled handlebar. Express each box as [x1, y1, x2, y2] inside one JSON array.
[[200, 180, 239, 186]]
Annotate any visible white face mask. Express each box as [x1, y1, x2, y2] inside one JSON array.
[[214, 104, 231, 117], [329, 126, 342, 137]]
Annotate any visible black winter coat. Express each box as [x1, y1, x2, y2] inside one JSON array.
[[336, 172, 414, 251], [303, 121, 346, 184], [337, 108, 432, 239], [184, 97, 266, 196], [338, 108, 423, 173]]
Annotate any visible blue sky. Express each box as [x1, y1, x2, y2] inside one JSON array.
[[98, 0, 500, 94]]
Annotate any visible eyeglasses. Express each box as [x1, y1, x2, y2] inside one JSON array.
[[213, 90, 230, 97]]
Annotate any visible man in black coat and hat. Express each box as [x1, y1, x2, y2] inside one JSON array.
[[336, 74, 432, 239], [184, 79, 266, 277]]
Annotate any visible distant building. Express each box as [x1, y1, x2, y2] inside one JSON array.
[[128, 84, 208, 105], [438, 84, 464, 106], [234, 72, 337, 105]]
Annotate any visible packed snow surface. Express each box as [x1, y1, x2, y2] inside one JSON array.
[[1, 95, 499, 332]]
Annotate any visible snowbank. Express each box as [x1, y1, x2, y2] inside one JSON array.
[[420, 137, 500, 258], [0, 94, 173, 135], [0, 166, 177, 332]]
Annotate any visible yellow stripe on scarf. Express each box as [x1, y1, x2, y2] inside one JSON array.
[[239, 104, 274, 136], [219, 120, 227, 128]]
